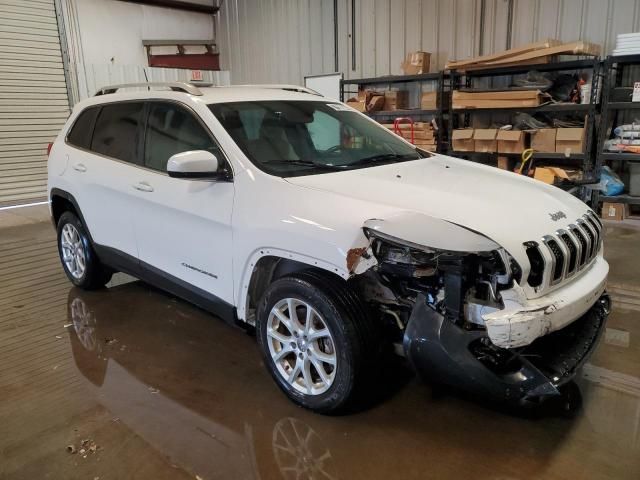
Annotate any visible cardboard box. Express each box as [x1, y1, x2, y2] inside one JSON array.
[[366, 95, 385, 112], [421, 91, 437, 110], [534, 166, 570, 184], [473, 129, 498, 152], [601, 202, 629, 221], [497, 130, 526, 153], [402, 51, 431, 75], [383, 90, 409, 110], [452, 90, 550, 109], [555, 127, 585, 155], [497, 156, 513, 170], [346, 90, 367, 112], [530, 128, 557, 152], [452, 129, 474, 152], [346, 98, 366, 112]]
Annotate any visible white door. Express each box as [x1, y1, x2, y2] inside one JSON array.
[[65, 101, 144, 260], [131, 101, 235, 304]]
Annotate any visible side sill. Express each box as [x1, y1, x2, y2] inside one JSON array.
[[93, 244, 237, 325]]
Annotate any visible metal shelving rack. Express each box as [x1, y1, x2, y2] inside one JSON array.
[[340, 72, 449, 153], [447, 59, 601, 181], [596, 54, 640, 206]]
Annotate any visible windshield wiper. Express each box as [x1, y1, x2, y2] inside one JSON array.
[[266, 160, 336, 169], [351, 153, 419, 166]]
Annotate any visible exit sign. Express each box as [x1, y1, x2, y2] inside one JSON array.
[[190, 69, 203, 81]]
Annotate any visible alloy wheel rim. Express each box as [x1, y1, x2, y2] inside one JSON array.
[[61, 223, 86, 279], [71, 297, 97, 351], [267, 298, 337, 395]]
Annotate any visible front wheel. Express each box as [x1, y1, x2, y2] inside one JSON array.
[[256, 271, 375, 414]]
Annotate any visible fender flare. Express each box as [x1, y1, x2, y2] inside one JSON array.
[[236, 247, 349, 322], [49, 188, 96, 244]]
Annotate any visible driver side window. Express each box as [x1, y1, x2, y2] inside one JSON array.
[[144, 102, 220, 172], [306, 110, 340, 151]]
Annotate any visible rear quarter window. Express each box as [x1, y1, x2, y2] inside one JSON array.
[[67, 106, 100, 150]]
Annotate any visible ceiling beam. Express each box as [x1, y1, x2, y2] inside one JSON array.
[[119, 1, 219, 15]]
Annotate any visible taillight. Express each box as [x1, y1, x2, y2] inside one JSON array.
[[47, 143, 53, 157]]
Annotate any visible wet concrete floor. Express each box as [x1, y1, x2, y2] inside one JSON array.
[[1, 207, 639, 479]]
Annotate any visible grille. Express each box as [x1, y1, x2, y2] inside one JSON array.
[[524, 211, 602, 290]]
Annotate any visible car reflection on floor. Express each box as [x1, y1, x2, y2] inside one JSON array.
[[67, 280, 339, 480]]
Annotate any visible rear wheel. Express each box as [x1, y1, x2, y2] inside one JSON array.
[[57, 211, 112, 289], [256, 271, 376, 413]]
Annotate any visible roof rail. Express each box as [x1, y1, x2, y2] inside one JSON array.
[[94, 82, 207, 97]]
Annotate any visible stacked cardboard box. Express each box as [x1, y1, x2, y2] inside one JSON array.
[[534, 167, 581, 184], [497, 130, 526, 153], [530, 128, 557, 152], [347, 90, 410, 112], [527, 127, 586, 154], [420, 92, 437, 110], [346, 90, 386, 112], [452, 129, 474, 152], [555, 127, 585, 154], [473, 129, 498, 152], [382, 122, 437, 151], [452, 90, 550, 109], [601, 202, 630, 221], [383, 90, 409, 110]]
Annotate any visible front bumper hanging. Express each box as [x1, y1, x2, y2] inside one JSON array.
[[403, 293, 610, 404]]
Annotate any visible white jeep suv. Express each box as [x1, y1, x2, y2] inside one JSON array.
[[48, 82, 610, 413]]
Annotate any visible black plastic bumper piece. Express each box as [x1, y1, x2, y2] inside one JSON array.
[[403, 293, 610, 404]]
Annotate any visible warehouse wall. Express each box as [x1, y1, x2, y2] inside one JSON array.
[[215, 0, 337, 84], [58, 0, 228, 104], [218, 0, 640, 85], [61, 0, 214, 67]]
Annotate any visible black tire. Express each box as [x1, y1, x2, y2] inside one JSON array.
[[256, 270, 378, 414], [57, 211, 112, 289]]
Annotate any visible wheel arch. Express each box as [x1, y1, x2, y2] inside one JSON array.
[[50, 188, 83, 227], [237, 248, 349, 324]]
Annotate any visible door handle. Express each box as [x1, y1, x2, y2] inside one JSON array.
[[72, 163, 87, 172], [132, 182, 154, 193]]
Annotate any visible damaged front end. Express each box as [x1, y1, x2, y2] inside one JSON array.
[[350, 215, 610, 406]]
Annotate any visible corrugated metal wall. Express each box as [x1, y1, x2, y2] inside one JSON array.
[[217, 0, 640, 85], [216, 0, 336, 84]]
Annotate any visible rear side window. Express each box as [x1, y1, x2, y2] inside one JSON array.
[[144, 102, 219, 172], [67, 107, 99, 149], [91, 102, 144, 164]]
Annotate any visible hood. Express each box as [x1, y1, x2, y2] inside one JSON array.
[[285, 154, 591, 264]]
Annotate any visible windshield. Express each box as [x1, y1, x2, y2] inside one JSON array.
[[208, 100, 425, 177]]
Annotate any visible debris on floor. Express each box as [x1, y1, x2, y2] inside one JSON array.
[[105, 337, 118, 346], [66, 438, 99, 458], [148, 386, 159, 394]]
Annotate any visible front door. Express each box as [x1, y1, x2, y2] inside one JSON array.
[[130, 101, 235, 306]]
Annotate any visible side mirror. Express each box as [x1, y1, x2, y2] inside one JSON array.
[[167, 150, 219, 179]]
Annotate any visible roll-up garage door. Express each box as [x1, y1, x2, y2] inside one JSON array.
[[0, 0, 70, 206]]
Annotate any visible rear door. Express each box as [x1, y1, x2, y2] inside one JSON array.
[[66, 101, 145, 263], [130, 101, 235, 305]]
